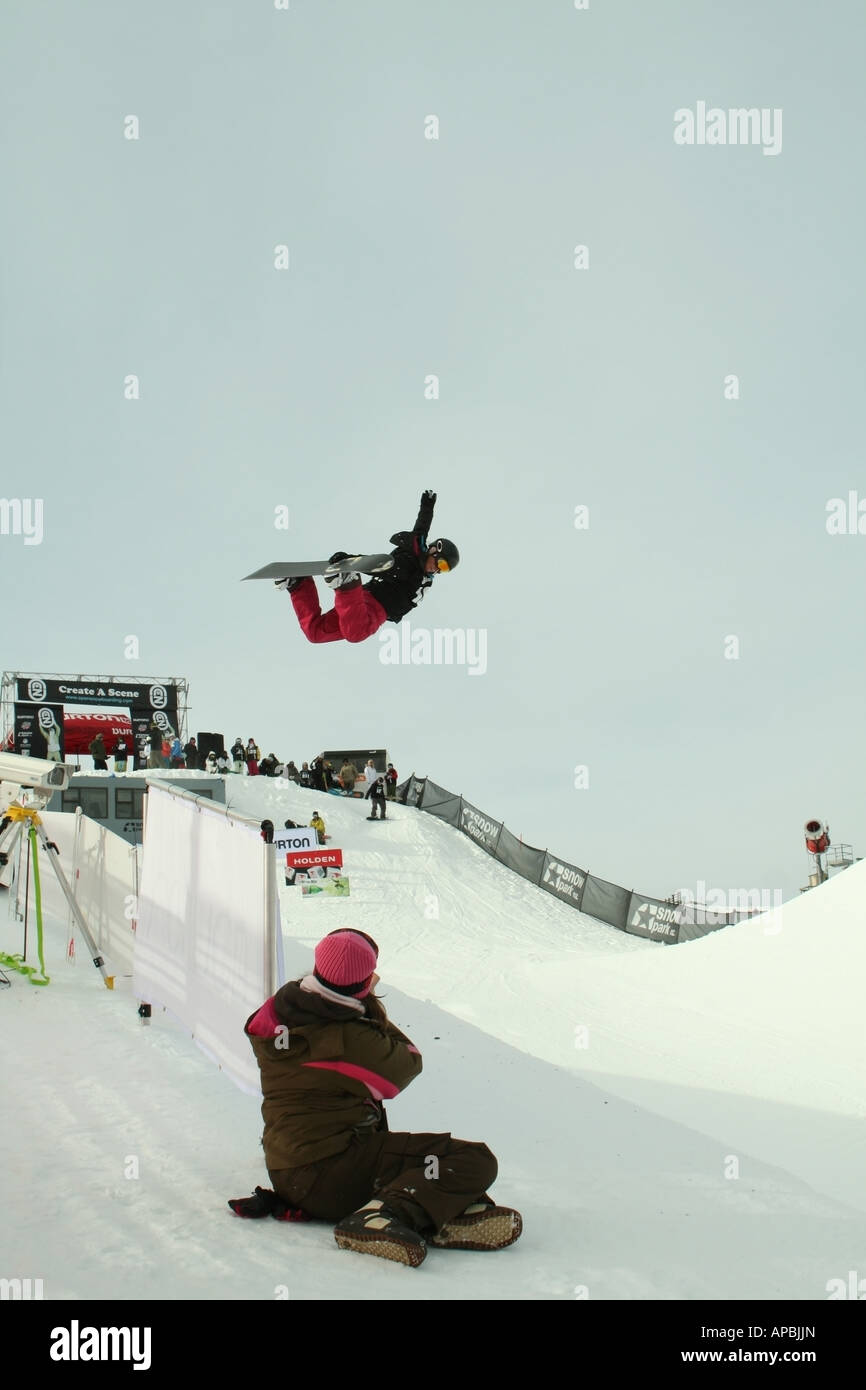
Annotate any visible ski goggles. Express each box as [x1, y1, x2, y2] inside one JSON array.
[[430, 540, 451, 572]]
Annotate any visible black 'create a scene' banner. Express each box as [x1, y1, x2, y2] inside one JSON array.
[[15, 677, 178, 712]]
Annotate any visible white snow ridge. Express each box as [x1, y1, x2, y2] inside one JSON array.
[[1, 774, 864, 1304]]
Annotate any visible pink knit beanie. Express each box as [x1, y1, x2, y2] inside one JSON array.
[[314, 929, 379, 998]]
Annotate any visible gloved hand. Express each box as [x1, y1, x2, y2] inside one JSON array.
[[227, 1186, 312, 1222], [422, 490, 437, 505], [228, 1186, 282, 1218]]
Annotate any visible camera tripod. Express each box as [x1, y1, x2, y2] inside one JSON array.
[[0, 802, 114, 988]]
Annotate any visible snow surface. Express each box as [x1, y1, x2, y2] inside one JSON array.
[[1, 775, 864, 1301]]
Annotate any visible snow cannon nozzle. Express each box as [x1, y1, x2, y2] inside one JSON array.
[[804, 819, 830, 855]]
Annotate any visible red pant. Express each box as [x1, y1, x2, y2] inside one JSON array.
[[291, 579, 387, 644]]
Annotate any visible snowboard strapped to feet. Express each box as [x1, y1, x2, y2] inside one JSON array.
[[334, 1201, 427, 1267], [242, 554, 395, 582], [333, 1198, 523, 1266], [229, 1189, 523, 1263], [431, 1203, 523, 1251]]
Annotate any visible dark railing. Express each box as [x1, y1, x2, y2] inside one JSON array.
[[397, 775, 743, 945]]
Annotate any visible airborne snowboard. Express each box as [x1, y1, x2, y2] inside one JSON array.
[[242, 553, 395, 582]]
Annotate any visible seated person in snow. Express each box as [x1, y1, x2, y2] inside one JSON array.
[[228, 929, 522, 1267]]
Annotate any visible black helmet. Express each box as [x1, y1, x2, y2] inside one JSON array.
[[429, 538, 459, 572]]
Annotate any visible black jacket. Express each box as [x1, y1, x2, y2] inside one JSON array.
[[364, 495, 435, 623]]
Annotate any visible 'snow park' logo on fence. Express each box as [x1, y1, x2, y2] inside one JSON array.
[[542, 858, 585, 905], [628, 899, 680, 942]]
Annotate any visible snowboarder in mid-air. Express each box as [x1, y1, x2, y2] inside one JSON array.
[[275, 490, 459, 645]]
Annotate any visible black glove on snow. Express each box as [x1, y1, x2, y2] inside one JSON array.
[[228, 1187, 312, 1222], [228, 1187, 282, 1218]]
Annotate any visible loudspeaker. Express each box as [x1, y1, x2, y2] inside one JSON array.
[[197, 731, 225, 760]]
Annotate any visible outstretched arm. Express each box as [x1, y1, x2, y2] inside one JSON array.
[[412, 489, 436, 538]]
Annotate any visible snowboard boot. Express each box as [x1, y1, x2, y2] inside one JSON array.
[[430, 1202, 523, 1252], [333, 1200, 427, 1267], [324, 551, 362, 590]]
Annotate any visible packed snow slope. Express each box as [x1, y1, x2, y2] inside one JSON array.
[[1, 773, 863, 1301], [233, 777, 866, 1215]]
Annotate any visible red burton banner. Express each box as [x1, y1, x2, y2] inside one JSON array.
[[8, 710, 136, 758], [285, 848, 344, 870], [61, 711, 134, 755]]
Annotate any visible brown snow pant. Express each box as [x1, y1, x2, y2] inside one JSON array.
[[269, 1130, 497, 1233]]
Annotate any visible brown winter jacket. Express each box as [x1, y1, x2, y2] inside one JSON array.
[[245, 981, 422, 1169]]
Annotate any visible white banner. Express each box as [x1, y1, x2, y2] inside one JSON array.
[[273, 827, 318, 852], [134, 783, 275, 1094], [71, 812, 140, 973]]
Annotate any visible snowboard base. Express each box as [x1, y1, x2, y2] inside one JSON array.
[[243, 553, 395, 582]]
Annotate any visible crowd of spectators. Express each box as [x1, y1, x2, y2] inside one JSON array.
[[87, 724, 400, 802]]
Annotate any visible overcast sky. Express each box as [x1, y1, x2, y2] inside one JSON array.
[[3, 0, 864, 904]]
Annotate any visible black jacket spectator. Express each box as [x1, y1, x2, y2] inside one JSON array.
[[89, 734, 108, 770], [365, 776, 388, 819]]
